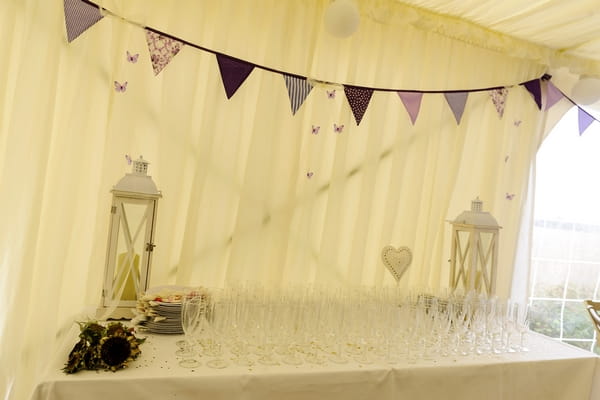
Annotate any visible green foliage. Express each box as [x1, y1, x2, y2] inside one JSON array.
[[529, 283, 599, 354], [530, 300, 562, 337]]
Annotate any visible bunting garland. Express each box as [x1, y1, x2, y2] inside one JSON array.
[[216, 54, 255, 99], [545, 81, 564, 111], [490, 88, 508, 118], [64, 0, 599, 134], [283, 75, 313, 115], [145, 30, 184, 75], [578, 108, 595, 135], [344, 86, 374, 125], [444, 92, 468, 124], [63, 0, 103, 43], [522, 79, 542, 110], [397, 92, 423, 125]]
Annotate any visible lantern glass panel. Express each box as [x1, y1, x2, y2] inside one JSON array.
[[104, 198, 154, 307]]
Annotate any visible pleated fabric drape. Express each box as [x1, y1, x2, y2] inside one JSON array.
[[0, 0, 558, 398]]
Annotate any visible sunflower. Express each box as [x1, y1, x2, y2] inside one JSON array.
[[100, 335, 133, 370], [63, 321, 145, 374], [78, 321, 106, 345], [63, 338, 88, 374]]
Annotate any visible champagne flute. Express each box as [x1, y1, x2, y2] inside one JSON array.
[[178, 293, 204, 368], [205, 289, 230, 369], [515, 303, 531, 352]]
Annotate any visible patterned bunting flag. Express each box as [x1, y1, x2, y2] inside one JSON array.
[[283, 75, 313, 115], [444, 92, 468, 124], [344, 86, 373, 125], [145, 30, 184, 75], [63, 0, 104, 42], [397, 92, 423, 125], [545, 81, 564, 111], [216, 54, 255, 99], [578, 108, 595, 135], [522, 79, 542, 109], [490, 88, 508, 118]]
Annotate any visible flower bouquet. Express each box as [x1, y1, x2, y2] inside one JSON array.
[[63, 321, 145, 373]]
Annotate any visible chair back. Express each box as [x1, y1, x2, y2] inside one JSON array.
[[584, 300, 600, 339]]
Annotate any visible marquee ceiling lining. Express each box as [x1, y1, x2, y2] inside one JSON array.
[[390, 0, 600, 75]]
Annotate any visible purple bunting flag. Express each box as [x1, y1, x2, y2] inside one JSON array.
[[444, 92, 468, 124], [397, 92, 423, 125], [344, 86, 373, 125], [145, 30, 184, 75], [490, 88, 508, 118], [545, 81, 564, 111], [522, 79, 542, 109], [578, 108, 595, 135], [63, 0, 104, 42], [216, 54, 255, 99], [283, 75, 313, 115]]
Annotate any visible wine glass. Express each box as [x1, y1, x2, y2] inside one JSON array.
[[178, 294, 204, 368]]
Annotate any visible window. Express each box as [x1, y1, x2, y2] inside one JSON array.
[[529, 106, 600, 353]]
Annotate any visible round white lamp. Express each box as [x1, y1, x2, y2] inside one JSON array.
[[571, 77, 600, 105], [324, 0, 360, 38]]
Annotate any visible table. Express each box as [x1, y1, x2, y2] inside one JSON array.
[[31, 331, 600, 400]]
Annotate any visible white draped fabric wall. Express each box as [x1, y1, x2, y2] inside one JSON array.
[[0, 0, 559, 398]]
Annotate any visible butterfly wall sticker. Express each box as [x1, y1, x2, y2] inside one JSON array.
[[311, 125, 320, 135], [506, 193, 516, 200], [334, 123, 344, 133], [327, 90, 336, 99], [306, 171, 314, 179], [125, 154, 132, 165], [126, 50, 139, 63], [114, 81, 128, 92], [514, 120, 522, 127]]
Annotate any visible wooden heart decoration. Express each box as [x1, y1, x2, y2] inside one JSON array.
[[381, 245, 412, 283]]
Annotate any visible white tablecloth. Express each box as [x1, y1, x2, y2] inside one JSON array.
[[31, 331, 600, 400]]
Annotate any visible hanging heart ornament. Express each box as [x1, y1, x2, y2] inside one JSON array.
[[381, 245, 412, 283]]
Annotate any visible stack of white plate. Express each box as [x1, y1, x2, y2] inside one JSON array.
[[133, 285, 188, 334], [139, 301, 183, 334]]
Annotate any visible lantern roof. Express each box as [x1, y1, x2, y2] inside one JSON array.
[[450, 197, 501, 229], [112, 155, 161, 196]]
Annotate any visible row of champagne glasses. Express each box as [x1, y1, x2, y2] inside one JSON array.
[[176, 284, 531, 368]]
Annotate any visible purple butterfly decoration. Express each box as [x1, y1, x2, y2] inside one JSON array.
[[306, 171, 314, 179], [334, 124, 344, 133], [506, 193, 516, 200], [514, 120, 522, 127], [126, 50, 139, 63], [125, 154, 132, 165], [114, 81, 128, 92], [311, 125, 320, 135], [504, 155, 510, 163], [327, 90, 336, 99]]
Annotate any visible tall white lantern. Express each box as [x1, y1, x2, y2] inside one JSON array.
[[448, 198, 501, 295], [99, 156, 161, 319]]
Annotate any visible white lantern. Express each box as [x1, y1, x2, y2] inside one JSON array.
[[99, 156, 161, 319], [448, 198, 501, 295]]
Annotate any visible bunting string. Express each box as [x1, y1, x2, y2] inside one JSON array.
[[66, 0, 600, 131], [68, 0, 532, 92], [549, 82, 599, 135]]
